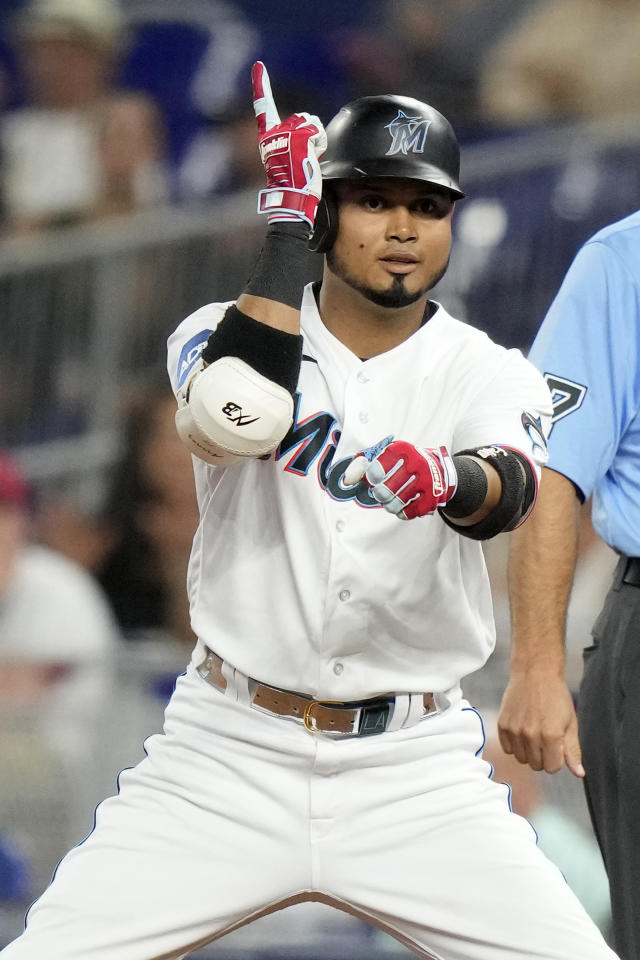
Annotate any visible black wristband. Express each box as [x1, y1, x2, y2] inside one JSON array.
[[441, 447, 534, 541], [201, 304, 303, 394], [442, 455, 488, 519], [245, 221, 321, 309]]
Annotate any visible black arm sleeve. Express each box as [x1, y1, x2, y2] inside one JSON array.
[[244, 221, 321, 308], [443, 455, 488, 519]]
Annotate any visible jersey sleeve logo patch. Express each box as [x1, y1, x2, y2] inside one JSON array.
[[177, 329, 213, 389], [521, 411, 548, 461], [544, 373, 587, 431]]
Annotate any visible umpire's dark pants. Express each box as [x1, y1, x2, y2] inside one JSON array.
[[578, 555, 640, 960]]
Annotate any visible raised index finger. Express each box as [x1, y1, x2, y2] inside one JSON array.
[[251, 61, 280, 135]]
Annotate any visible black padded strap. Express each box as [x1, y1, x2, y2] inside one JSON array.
[[441, 446, 536, 541], [202, 304, 303, 393]]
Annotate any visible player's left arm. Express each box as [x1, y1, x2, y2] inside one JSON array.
[[440, 442, 540, 537], [442, 349, 553, 537], [344, 439, 530, 535], [345, 353, 551, 536]]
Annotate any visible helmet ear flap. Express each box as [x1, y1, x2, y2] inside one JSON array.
[[308, 191, 339, 253]]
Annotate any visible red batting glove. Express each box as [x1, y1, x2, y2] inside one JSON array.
[[344, 438, 458, 520], [252, 61, 327, 228]]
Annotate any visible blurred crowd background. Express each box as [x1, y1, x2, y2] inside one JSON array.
[[1, 0, 637, 954]]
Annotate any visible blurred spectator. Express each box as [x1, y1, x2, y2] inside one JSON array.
[[38, 381, 200, 648], [478, 0, 640, 129], [483, 730, 612, 937], [118, 0, 260, 181], [0, 449, 121, 761], [177, 84, 308, 203], [0, 449, 124, 929], [140, 0, 390, 201], [0, 0, 168, 236], [335, 0, 527, 138], [176, 94, 267, 203], [228, 0, 381, 119], [96, 381, 199, 648]]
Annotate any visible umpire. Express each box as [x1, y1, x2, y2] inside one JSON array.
[[500, 209, 640, 959]]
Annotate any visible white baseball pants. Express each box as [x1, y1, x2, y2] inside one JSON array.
[[1, 650, 618, 960]]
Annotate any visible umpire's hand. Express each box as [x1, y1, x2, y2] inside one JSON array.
[[497, 669, 585, 778]]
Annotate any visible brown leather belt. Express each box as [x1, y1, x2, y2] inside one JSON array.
[[196, 647, 437, 738]]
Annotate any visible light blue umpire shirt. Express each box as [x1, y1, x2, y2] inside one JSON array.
[[527, 209, 640, 558]]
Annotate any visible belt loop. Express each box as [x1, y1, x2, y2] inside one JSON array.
[[386, 693, 410, 732], [435, 685, 461, 714], [220, 659, 238, 700], [232, 667, 252, 705], [405, 692, 426, 727], [619, 555, 640, 588], [613, 555, 627, 589]]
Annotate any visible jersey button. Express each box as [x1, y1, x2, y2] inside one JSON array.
[[333, 662, 344, 676], [339, 589, 351, 602], [336, 520, 345, 532], [358, 411, 369, 423], [357, 371, 369, 384]]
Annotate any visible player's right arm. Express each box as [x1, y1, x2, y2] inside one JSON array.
[[174, 62, 326, 466], [498, 466, 585, 778]]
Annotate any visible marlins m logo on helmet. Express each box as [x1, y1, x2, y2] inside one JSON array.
[[385, 111, 432, 156]]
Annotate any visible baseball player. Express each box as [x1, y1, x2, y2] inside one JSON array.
[[1, 63, 618, 960]]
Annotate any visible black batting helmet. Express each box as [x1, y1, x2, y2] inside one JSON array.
[[309, 94, 464, 253]]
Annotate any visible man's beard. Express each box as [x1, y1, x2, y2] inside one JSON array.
[[326, 249, 449, 309]]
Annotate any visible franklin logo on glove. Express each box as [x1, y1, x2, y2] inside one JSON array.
[[259, 134, 290, 161]]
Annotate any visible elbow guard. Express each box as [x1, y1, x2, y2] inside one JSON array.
[[175, 357, 294, 466], [441, 445, 537, 541], [175, 302, 302, 466]]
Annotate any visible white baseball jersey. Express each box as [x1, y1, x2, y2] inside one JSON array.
[[5, 287, 614, 960], [167, 283, 552, 699]]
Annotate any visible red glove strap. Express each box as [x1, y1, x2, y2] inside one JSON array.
[[257, 188, 319, 226]]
